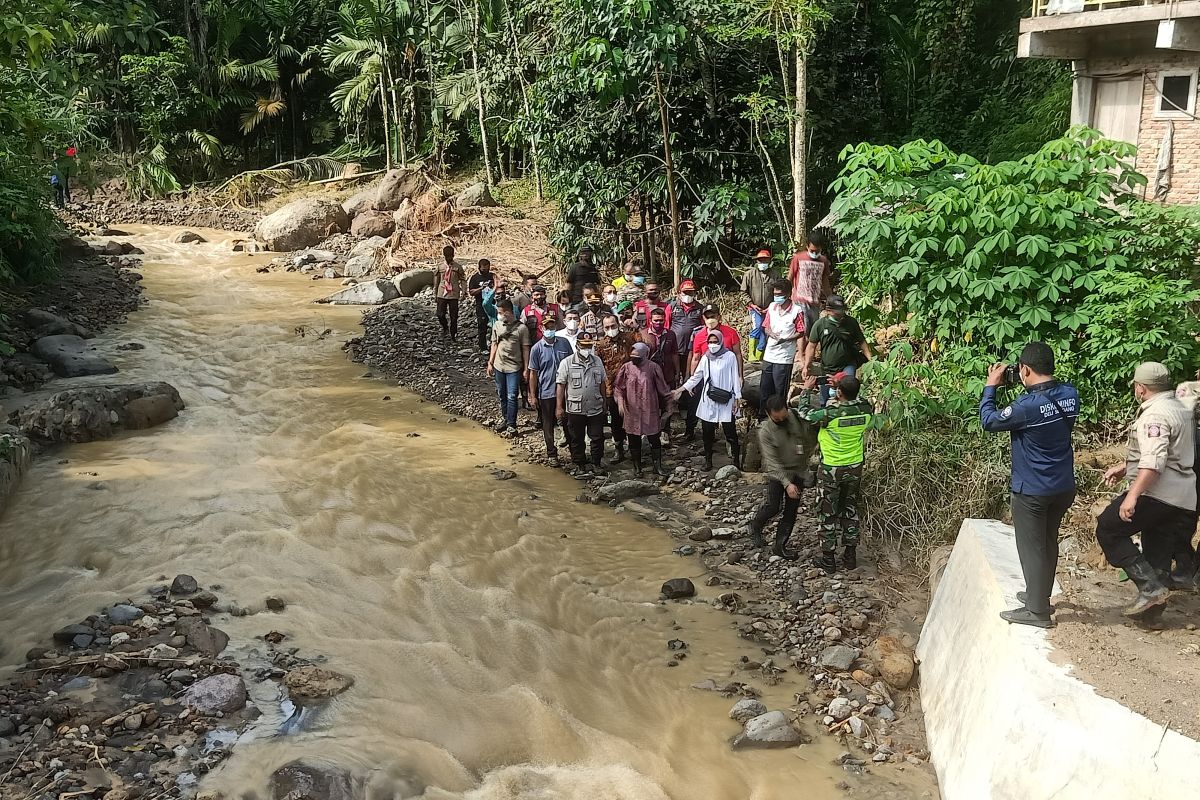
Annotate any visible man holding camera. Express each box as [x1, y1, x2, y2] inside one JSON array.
[[981, 342, 1080, 628]]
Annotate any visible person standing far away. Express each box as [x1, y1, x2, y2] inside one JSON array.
[[556, 328, 608, 477], [796, 374, 875, 574], [789, 231, 833, 333], [1094, 362, 1197, 619], [668, 279, 704, 440], [512, 276, 536, 319], [800, 295, 872, 406], [434, 245, 468, 341], [674, 330, 742, 471], [527, 315, 575, 465], [614, 342, 672, 478], [689, 305, 743, 386], [758, 278, 806, 420], [468, 258, 496, 352], [980, 342, 1080, 628], [750, 392, 818, 559], [486, 299, 531, 436], [564, 247, 601, 305], [521, 284, 552, 342], [53, 146, 77, 208], [741, 249, 774, 362], [596, 313, 637, 466]]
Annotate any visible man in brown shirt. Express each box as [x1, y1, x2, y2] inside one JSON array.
[[1096, 362, 1197, 619], [595, 312, 636, 464]]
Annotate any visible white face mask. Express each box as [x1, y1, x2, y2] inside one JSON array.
[[604, 328, 619, 339], [757, 262, 770, 271], [708, 343, 722, 354], [680, 293, 694, 304], [577, 346, 592, 358], [604, 293, 617, 303], [566, 320, 579, 331]]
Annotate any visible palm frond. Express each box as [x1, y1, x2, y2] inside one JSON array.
[[188, 130, 225, 162], [329, 58, 381, 116], [322, 35, 380, 70], [240, 95, 287, 134], [218, 57, 281, 86], [434, 68, 479, 120]]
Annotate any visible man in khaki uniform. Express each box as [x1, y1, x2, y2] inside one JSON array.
[[1096, 362, 1197, 617]]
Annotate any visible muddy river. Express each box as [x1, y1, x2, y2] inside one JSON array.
[[0, 229, 932, 799]]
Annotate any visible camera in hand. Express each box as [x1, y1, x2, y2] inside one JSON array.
[[1002, 364, 1021, 386]]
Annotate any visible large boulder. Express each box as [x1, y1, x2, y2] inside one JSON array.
[[270, 761, 360, 800], [349, 236, 388, 259], [342, 187, 376, 219], [317, 279, 398, 306], [372, 167, 426, 211], [868, 633, 916, 690], [349, 210, 395, 239], [393, 268, 435, 297], [16, 382, 185, 443], [22, 309, 92, 339], [660, 578, 695, 599], [342, 255, 373, 279], [173, 230, 205, 244], [731, 711, 804, 750], [254, 199, 349, 252], [184, 674, 247, 716], [175, 617, 229, 657], [453, 182, 498, 208], [30, 335, 117, 378]]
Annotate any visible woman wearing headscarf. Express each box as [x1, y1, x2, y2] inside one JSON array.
[[674, 331, 742, 471], [614, 342, 671, 477]]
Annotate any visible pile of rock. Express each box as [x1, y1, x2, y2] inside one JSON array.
[[14, 381, 185, 443]]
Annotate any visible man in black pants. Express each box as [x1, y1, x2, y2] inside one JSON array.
[[555, 328, 609, 477], [468, 258, 495, 352], [980, 342, 1080, 628], [1096, 362, 1196, 618], [749, 394, 816, 559]]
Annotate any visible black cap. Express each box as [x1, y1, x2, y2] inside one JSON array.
[[825, 295, 846, 311], [702, 304, 719, 316]]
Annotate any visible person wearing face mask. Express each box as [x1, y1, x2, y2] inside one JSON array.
[[614, 342, 672, 478], [668, 280, 704, 439], [512, 276, 537, 319], [1093, 362, 1196, 620], [641, 307, 679, 387], [468, 258, 496, 352], [673, 331, 742, 471], [789, 232, 833, 332], [556, 328, 608, 476], [556, 290, 573, 320], [634, 282, 670, 325], [688, 306, 743, 384], [527, 316, 575, 465], [486, 299, 532, 435], [435, 245, 468, 342], [595, 313, 637, 465], [520, 284, 552, 341], [603, 284, 620, 308], [741, 249, 775, 362], [749, 393, 818, 559], [560, 310, 581, 352], [758, 278, 806, 420], [575, 284, 612, 331], [613, 262, 639, 292]]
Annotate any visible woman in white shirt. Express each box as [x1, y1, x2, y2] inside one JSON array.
[[675, 331, 742, 470]]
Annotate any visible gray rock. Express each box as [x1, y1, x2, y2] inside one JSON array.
[[0, 717, 14, 737], [175, 617, 229, 657], [282, 666, 354, 699], [453, 182, 498, 208], [270, 760, 359, 800], [292, 249, 337, 267], [729, 698, 768, 722], [372, 167, 426, 211], [31, 335, 117, 378], [52, 623, 93, 643], [660, 578, 695, 599], [595, 480, 659, 502], [171, 574, 199, 595], [688, 527, 712, 542], [349, 236, 387, 258], [254, 198, 349, 251], [17, 382, 184, 443], [173, 230, 205, 244], [819, 645, 857, 672], [343, 254, 374, 278], [711, 527, 735, 539], [731, 711, 803, 749], [350, 210, 395, 239], [873, 704, 896, 721], [715, 465, 741, 481], [105, 604, 144, 625], [393, 268, 435, 297], [341, 187, 376, 219], [827, 697, 854, 721], [184, 674, 248, 715], [22, 309, 91, 339], [71, 633, 93, 649], [266, 597, 287, 612], [847, 716, 868, 738], [192, 590, 218, 608], [123, 713, 144, 731], [318, 279, 399, 306]]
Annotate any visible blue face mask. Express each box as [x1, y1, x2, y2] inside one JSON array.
[[773, 295, 786, 305], [544, 330, 557, 340], [633, 276, 645, 286]]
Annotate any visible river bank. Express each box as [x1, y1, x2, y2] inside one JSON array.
[[346, 296, 937, 774]]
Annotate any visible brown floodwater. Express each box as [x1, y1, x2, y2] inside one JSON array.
[[0, 228, 935, 799]]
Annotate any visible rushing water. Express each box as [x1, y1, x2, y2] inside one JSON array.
[[0, 229, 934, 799]]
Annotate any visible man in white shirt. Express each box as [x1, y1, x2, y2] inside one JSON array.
[[758, 278, 805, 419], [559, 309, 581, 352]]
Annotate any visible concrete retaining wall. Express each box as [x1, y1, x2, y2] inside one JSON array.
[[919, 518, 1200, 800]]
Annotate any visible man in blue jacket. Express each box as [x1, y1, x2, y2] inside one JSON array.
[[980, 342, 1080, 628]]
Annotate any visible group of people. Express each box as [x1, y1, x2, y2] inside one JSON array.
[[983, 344, 1200, 628], [424, 235, 878, 573]]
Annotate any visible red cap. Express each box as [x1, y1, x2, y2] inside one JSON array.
[[830, 370, 849, 384], [680, 279, 696, 291], [756, 249, 771, 259]]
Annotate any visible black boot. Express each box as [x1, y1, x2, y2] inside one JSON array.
[[731, 443, 742, 471], [703, 454, 713, 471], [632, 455, 644, 478], [772, 533, 798, 561], [749, 525, 765, 548], [609, 442, 626, 465], [1123, 556, 1170, 617], [815, 550, 837, 574], [652, 453, 668, 477], [841, 545, 857, 570]]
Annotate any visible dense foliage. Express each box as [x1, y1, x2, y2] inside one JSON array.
[[832, 128, 1200, 424]]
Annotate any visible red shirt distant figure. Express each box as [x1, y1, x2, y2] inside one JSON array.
[[633, 280, 671, 327], [65, 147, 77, 158], [788, 233, 832, 307]]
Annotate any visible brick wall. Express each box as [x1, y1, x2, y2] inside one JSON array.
[[1086, 52, 1200, 204]]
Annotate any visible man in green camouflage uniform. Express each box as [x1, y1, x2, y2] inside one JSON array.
[[798, 373, 875, 573]]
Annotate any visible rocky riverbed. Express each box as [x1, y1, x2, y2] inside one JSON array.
[[345, 296, 933, 772], [0, 577, 354, 800]]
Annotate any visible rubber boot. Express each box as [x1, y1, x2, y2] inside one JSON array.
[[632, 454, 644, 478], [1122, 556, 1170, 617], [704, 454, 713, 471], [815, 550, 837, 574], [772, 531, 798, 561], [652, 453, 668, 477], [731, 443, 742, 471], [748, 524, 765, 548], [609, 441, 626, 465], [841, 545, 857, 570]]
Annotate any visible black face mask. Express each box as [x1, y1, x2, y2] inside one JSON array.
[[631, 356, 645, 365], [773, 416, 789, 426]]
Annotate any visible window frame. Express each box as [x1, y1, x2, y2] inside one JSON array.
[[1153, 68, 1199, 120]]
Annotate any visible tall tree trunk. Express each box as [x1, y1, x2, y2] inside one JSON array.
[[471, 47, 492, 186], [380, 38, 405, 167], [378, 72, 394, 171], [422, 0, 445, 169], [654, 68, 682, 289], [792, 46, 807, 243]]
